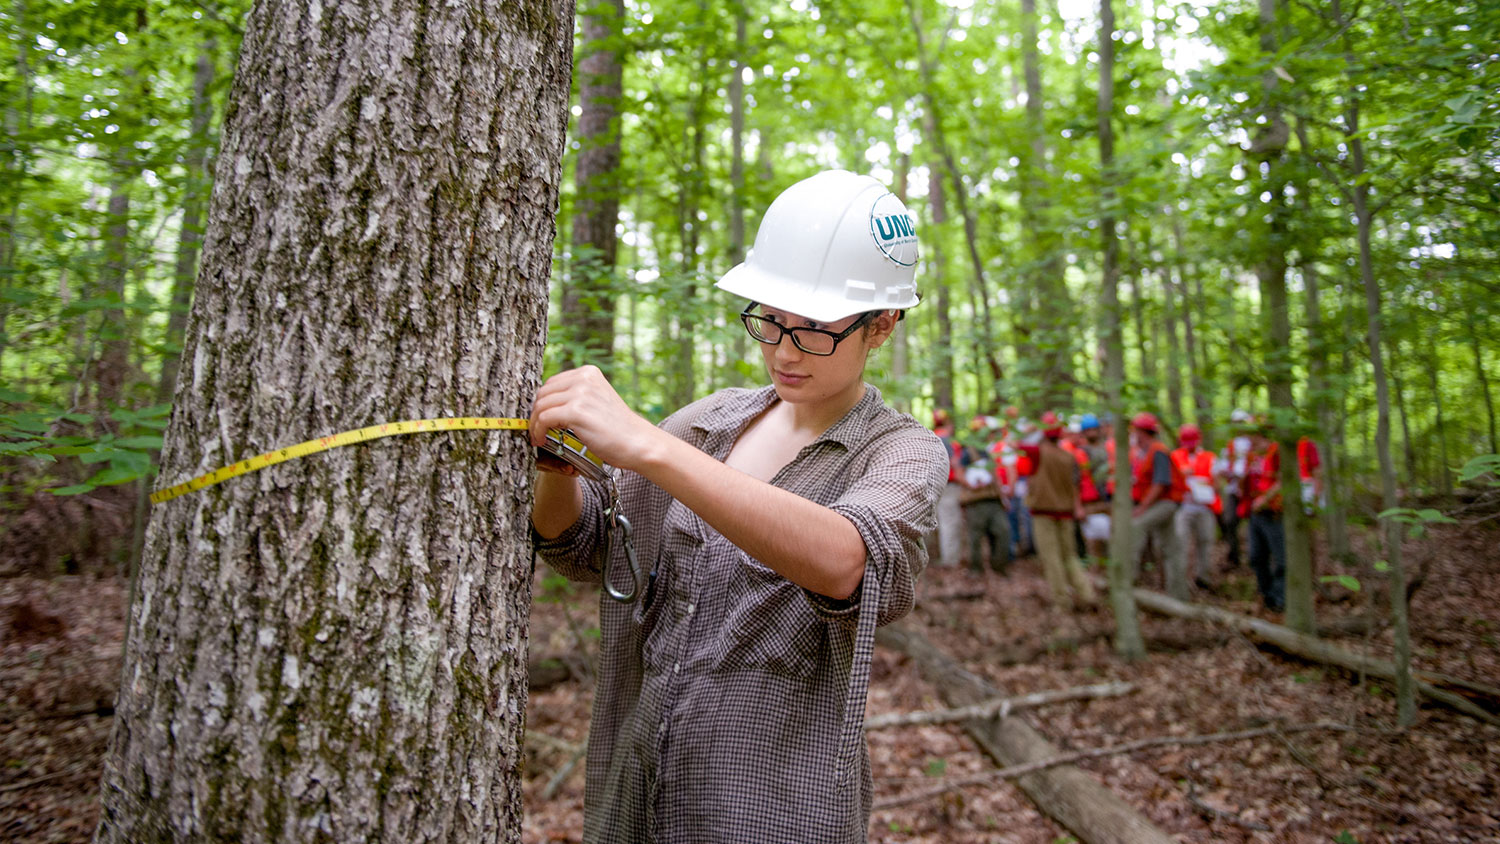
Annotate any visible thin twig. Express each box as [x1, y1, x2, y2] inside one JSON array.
[[0, 763, 91, 794], [1186, 777, 1272, 832], [872, 722, 1353, 811], [864, 683, 1134, 730]]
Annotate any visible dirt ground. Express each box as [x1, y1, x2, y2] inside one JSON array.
[[3, 520, 1498, 843]]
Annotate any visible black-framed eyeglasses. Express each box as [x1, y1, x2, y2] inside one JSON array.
[[739, 303, 875, 356]]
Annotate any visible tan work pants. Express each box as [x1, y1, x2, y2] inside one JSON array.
[[1032, 515, 1097, 610]]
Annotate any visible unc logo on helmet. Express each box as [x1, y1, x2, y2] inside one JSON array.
[[869, 192, 919, 267]]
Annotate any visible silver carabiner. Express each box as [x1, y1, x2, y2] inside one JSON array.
[[602, 510, 642, 603]]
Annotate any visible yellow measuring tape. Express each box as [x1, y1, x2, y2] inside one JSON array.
[[149, 417, 530, 505]]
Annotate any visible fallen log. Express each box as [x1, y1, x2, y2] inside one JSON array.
[[874, 721, 1352, 811], [876, 624, 1175, 844], [1131, 589, 1500, 727], [864, 682, 1135, 730]]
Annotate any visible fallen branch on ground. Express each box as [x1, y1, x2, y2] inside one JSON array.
[[877, 624, 1175, 844], [0, 763, 92, 794], [1132, 588, 1500, 727], [873, 721, 1352, 811], [865, 682, 1134, 730]]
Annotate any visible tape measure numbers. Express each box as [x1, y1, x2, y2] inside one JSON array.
[[149, 416, 529, 504]]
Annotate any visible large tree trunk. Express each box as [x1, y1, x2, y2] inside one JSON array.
[[561, 0, 624, 371], [877, 625, 1175, 844], [156, 37, 217, 406], [96, 0, 574, 838], [1097, 0, 1142, 661]]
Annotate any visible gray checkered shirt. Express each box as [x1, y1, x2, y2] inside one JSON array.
[[535, 384, 945, 843]]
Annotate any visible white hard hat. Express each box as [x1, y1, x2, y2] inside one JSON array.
[[1230, 408, 1253, 424], [716, 170, 920, 322]]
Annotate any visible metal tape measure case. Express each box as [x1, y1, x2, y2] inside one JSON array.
[[539, 428, 609, 482]]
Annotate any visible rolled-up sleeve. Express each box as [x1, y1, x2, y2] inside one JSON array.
[[820, 428, 947, 626], [533, 478, 607, 584]]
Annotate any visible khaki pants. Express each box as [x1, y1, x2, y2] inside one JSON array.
[[1131, 499, 1182, 593], [1174, 501, 1217, 591], [936, 483, 965, 567], [1032, 515, 1097, 609]]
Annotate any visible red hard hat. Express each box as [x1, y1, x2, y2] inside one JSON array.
[[1132, 412, 1160, 434], [1040, 410, 1063, 437], [1179, 423, 1201, 443]]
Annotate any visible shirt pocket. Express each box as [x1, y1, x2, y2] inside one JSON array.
[[710, 552, 827, 679], [632, 551, 671, 674]]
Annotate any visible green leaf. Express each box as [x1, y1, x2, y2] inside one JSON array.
[[50, 484, 95, 496], [1374, 560, 1390, 573], [1320, 574, 1361, 592], [114, 435, 165, 450], [0, 388, 30, 403], [85, 465, 144, 487], [79, 448, 118, 465], [1413, 509, 1456, 525]]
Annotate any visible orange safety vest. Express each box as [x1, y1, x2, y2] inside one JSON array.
[[1063, 439, 1102, 503], [1132, 439, 1187, 504], [1171, 446, 1222, 514]]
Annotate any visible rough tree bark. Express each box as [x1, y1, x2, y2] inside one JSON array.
[[1097, 0, 1143, 661], [96, 0, 575, 839], [561, 0, 624, 371]]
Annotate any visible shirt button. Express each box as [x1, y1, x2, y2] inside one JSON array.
[[659, 720, 667, 733], [686, 603, 695, 615], [673, 661, 681, 674]]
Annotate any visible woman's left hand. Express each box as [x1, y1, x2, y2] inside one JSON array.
[[530, 365, 662, 471]]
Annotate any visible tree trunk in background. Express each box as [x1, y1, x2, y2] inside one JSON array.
[[905, 0, 1001, 393], [727, 10, 748, 386], [929, 157, 955, 415], [96, 0, 574, 837], [1426, 333, 1450, 495], [1169, 213, 1210, 432], [95, 174, 132, 410], [0, 0, 33, 373], [1331, 0, 1414, 725], [562, 0, 624, 371], [1391, 339, 1416, 485], [1019, 0, 1072, 410], [1468, 310, 1498, 454], [1253, 0, 1312, 635], [1161, 271, 1183, 428], [1097, 0, 1143, 662], [1301, 252, 1349, 558], [891, 154, 910, 413], [1130, 267, 1154, 395], [156, 37, 217, 407]]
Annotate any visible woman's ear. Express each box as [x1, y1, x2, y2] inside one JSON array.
[[864, 310, 899, 349]]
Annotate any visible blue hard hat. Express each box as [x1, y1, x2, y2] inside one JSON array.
[[1079, 413, 1100, 431]]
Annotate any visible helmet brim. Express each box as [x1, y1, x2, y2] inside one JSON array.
[[716, 261, 919, 323]]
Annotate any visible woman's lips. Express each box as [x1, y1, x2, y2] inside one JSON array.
[[774, 370, 809, 385]]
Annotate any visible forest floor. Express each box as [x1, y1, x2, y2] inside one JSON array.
[[2, 520, 1497, 843]]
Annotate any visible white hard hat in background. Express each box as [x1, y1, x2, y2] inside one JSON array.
[[715, 170, 921, 322]]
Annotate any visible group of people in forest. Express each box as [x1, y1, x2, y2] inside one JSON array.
[[930, 406, 1323, 614]]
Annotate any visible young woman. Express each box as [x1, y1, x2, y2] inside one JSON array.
[[530, 170, 946, 843]]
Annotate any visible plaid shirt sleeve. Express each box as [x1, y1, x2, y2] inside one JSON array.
[[820, 427, 947, 627]]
